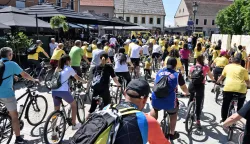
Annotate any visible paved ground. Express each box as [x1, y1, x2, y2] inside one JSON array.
[[7, 65, 249, 144]]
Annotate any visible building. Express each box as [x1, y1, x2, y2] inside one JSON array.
[[114, 0, 165, 32], [80, 0, 114, 18], [0, 0, 80, 12], [172, 0, 233, 36]]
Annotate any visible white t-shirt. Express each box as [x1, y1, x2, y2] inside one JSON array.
[[188, 37, 192, 43], [142, 45, 149, 56], [109, 37, 117, 45], [52, 66, 76, 91], [49, 42, 58, 56], [130, 44, 142, 58], [114, 54, 131, 72], [152, 44, 161, 54]]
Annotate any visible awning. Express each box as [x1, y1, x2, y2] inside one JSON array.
[[102, 25, 148, 30], [0, 22, 10, 29]]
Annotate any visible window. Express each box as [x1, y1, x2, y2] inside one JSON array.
[[212, 20, 215, 25], [134, 17, 138, 23], [204, 19, 207, 25], [57, 0, 62, 6], [126, 17, 130, 22], [39, 0, 45, 3], [118, 16, 123, 20], [142, 17, 145, 24], [149, 18, 153, 24], [89, 10, 95, 13], [70, 0, 74, 10], [16, 1, 25, 8], [196, 19, 199, 25], [157, 18, 161, 24], [102, 13, 109, 18]]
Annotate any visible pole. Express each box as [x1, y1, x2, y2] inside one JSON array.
[[122, 0, 125, 32], [193, 12, 196, 33], [36, 14, 39, 40]]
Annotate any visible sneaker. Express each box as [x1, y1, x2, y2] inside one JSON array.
[[168, 132, 180, 140], [72, 123, 81, 130], [196, 121, 202, 130], [15, 137, 27, 144]]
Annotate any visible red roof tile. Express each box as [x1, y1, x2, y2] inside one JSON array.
[[80, 0, 114, 7]]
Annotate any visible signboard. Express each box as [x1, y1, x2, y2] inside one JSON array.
[[187, 20, 194, 26]]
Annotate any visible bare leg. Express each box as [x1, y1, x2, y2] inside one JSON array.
[[9, 111, 20, 136], [70, 101, 77, 125], [169, 113, 177, 135], [150, 108, 158, 120]]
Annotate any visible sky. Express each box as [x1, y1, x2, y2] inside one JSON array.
[[163, 0, 181, 26]]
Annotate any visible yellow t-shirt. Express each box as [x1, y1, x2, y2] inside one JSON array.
[[162, 46, 172, 53], [164, 56, 182, 70], [124, 45, 129, 55], [171, 45, 179, 51], [234, 51, 247, 61], [159, 39, 166, 47], [144, 61, 152, 69], [51, 49, 66, 60], [212, 50, 221, 60], [149, 39, 156, 45], [194, 47, 203, 58], [104, 46, 110, 53], [28, 46, 45, 60], [222, 63, 249, 93], [83, 44, 97, 58], [214, 56, 229, 67]]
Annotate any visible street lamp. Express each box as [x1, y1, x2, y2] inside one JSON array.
[[192, 1, 198, 32]]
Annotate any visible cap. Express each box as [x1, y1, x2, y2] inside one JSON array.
[[36, 40, 43, 44], [166, 57, 177, 69], [83, 41, 89, 45], [97, 41, 102, 45], [126, 79, 150, 98], [124, 39, 131, 44], [220, 50, 227, 56]]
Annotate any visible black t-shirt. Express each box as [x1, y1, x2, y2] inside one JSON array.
[[92, 64, 116, 87], [238, 101, 250, 144], [178, 73, 185, 86]]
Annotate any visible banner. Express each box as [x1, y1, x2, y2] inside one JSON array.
[[241, 35, 250, 54], [231, 35, 241, 49]]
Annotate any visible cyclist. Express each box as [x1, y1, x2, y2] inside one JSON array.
[[81, 41, 91, 64], [234, 45, 247, 67], [188, 55, 215, 129], [50, 43, 66, 68], [171, 39, 179, 50], [164, 49, 184, 74], [212, 45, 221, 62], [103, 42, 110, 53], [88, 53, 121, 115], [144, 57, 152, 79], [222, 100, 250, 144], [114, 48, 133, 86], [0, 47, 38, 144], [128, 40, 142, 77], [142, 42, 150, 57], [107, 44, 116, 63], [211, 50, 229, 81], [193, 43, 203, 65], [27, 40, 50, 76], [51, 55, 86, 135], [123, 39, 131, 55], [180, 43, 190, 80], [112, 79, 170, 144], [217, 53, 250, 123], [150, 57, 189, 140]]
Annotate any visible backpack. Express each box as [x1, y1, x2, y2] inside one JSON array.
[[70, 104, 140, 144], [87, 44, 93, 53], [191, 65, 204, 85], [153, 71, 171, 98], [0, 60, 12, 86], [108, 48, 115, 57], [91, 66, 105, 91], [50, 71, 68, 89], [27, 44, 38, 54]]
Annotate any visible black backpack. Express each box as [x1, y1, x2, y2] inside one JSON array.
[[27, 44, 38, 54], [86, 44, 93, 53], [0, 60, 12, 86], [153, 72, 171, 98], [50, 71, 68, 89], [191, 65, 204, 85], [91, 66, 105, 91]]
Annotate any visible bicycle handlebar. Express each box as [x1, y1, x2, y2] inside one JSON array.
[[110, 83, 121, 87]]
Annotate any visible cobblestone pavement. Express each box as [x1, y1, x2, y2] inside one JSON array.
[[7, 66, 249, 144]]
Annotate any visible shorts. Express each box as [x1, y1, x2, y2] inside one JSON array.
[[130, 58, 140, 67], [72, 66, 82, 77], [50, 60, 58, 68], [52, 91, 74, 107], [0, 97, 17, 111], [152, 53, 161, 59], [152, 98, 179, 115]]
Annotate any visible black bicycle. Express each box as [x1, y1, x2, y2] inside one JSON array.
[[71, 87, 86, 124], [160, 110, 171, 139], [110, 83, 123, 104], [0, 103, 12, 144]]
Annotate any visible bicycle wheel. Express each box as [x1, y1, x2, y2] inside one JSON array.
[[43, 111, 66, 144], [160, 111, 170, 138], [115, 87, 122, 104], [227, 104, 235, 141], [0, 114, 13, 144], [238, 132, 244, 144], [185, 101, 195, 133], [45, 69, 54, 89], [26, 95, 48, 126], [76, 97, 85, 123]]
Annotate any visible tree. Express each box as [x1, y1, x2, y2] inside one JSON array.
[[50, 15, 69, 39]]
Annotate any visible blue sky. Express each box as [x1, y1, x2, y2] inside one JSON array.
[[163, 0, 181, 26]]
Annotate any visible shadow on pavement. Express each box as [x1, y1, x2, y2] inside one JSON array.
[[171, 131, 193, 144], [177, 100, 188, 121]]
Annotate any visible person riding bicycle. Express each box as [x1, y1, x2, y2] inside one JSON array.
[[212, 45, 221, 62], [180, 43, 190, 81], [107, 44, 116, 63], [222, 100, 250, 144], [128, 40, 142, 78], [123, 39, 131, 55], [211, 50, 229, 81], [87, 53, 121, 116], [114, 48, 133, 86], [0, 47, 38, 144], [110, 79, 170, 144], [83, 40, 98, 63], [234, 45, 247, 67], [81, 41, 91, 64], [188, 55, 215, 129], [164, 49, 184, 74], [144, 57, 152, 79], [27, 40, 50, 77], [171, 39, 179, 50], [50, 43, 66, 68], [51, 55, 87, 136], [142, 42, 150, 57], [150, 57, 189, 140], [152, 43, 162, 64], [217, 53, 250, 123], [193, 43, 203, 65]]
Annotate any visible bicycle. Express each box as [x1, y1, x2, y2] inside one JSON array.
[[71, 87, 86, 124], [0, 103, 12, 144], [110, 83, 123, 104], [44, 67, 56, 89], [160, 110, 171, 139], [26, 58, 51, 81]]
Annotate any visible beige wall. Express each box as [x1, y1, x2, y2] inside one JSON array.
[[195, 15, 216, 28], [175, 0, 189, 18], [80, 6, 114, 18], [175, 16, 189, 26]]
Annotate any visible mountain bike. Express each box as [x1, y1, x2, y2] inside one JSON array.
[[160, 110, 171, 139], [110, 83, 123, 104], [71, 87, 86, 124]]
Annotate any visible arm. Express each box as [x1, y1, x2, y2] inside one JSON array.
[[83, 55, 90, 64], [112, 77, 121, 86], [20, 71, 36, 82], [207, 70, 215, 81], [43, 51, 50, 59], [73, 74, 87, 83], [222, 113, 242, 127], [217, 75, 225, 84], [180, 84, 189, 96]]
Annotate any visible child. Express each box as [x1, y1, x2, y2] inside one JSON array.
[[144, 57, 152, 79]]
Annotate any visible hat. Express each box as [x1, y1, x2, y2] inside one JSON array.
[[126, 79, 150, 98], [97, 41, 102, 45], [83, 41, 89, 45], [36, 40, 43, 44], [220, 50, 227, 56], [124, 39, 131, 44], [166, 57, 177, 69]]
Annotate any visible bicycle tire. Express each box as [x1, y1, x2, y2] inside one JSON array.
[[26, 95, 48, 126], [185, 101, 195, 133], [0, 114, 13, 144], [160, 111, 170, 138], [43, 111, 66, 144], [76, 97, 85, 123], [227, 127, 233, 141], [45, 69, 54, 89], [115, 87, 122, 104], [238, 132, 244, 144]]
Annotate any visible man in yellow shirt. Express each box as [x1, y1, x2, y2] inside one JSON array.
[[123, 40, 130, 55], [104, 42, 110, 53], [50, 43, 66, 68], [83, 40, 97, 62], [27, 40, 50, 76], [171, 40, 179, 50], [144, 57, 152, 79], [212, 51, 229, 81], [217, 53, 250, 122], [81, 41, 90, 64]]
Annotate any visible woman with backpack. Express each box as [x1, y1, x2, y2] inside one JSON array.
[[114, 48, 133, 86], [88, 53, 121, 114], [188, 55, 215, 129], [180, 43, 190, 80], [52, 55, 86, 130]]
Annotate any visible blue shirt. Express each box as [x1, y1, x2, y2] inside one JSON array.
[[0, 58, 23, 98], [151, 68, 179, 110]]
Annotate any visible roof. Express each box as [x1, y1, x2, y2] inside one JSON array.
[[114, 0, 165, 16], [184, 0, 232, 16], [0, 22, 10, 29], [80, 0, 114, 7], [0, 6, 26, 14]]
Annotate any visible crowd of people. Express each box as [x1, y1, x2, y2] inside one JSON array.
[[1, 33, 250, 144]]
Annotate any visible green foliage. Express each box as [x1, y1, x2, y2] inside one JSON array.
[[216, 0, 250, 34], [50, 15, 69, 32]]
